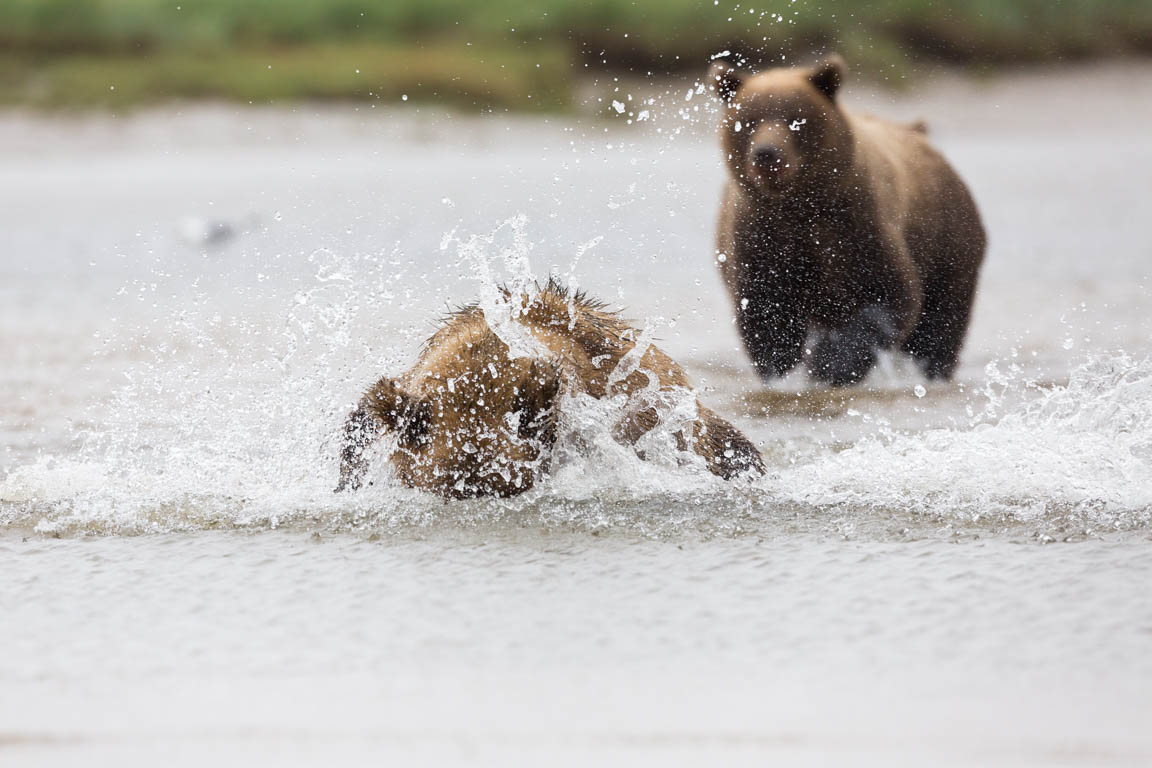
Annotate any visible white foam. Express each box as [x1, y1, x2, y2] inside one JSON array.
[[2, 214, 1150, 537], [774, 353, 1152, 528], [0, 219, 738, 536]]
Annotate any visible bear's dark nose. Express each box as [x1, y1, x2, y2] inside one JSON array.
[[753, 145, 783, 170]]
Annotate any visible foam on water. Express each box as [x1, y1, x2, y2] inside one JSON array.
[[0, 217, 733, 536], [1, 219, 1150, 538], [775, 353, 1152, 530]]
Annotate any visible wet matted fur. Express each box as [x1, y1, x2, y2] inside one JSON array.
[[709, 55, 986, 386], [336, 281, 763, 498]]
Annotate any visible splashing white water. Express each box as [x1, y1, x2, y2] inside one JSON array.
[[0, 218, 735, 536], [775, 353, 1152, 528], [441, 214, 548, 359], [1, 214, 1150, 537]]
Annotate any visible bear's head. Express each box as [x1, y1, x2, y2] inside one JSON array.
[[353, 330, 562, 499], [707, 55, 852, 198]]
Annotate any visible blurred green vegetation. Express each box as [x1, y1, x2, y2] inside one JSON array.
[[0, 44, 570, 109], [1, 0, 1150, 109]]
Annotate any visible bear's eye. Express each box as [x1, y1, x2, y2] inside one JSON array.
[[397, 402, 431, 449]]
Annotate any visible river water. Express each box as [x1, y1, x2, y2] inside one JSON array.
[[2, 65, 1151, 765]]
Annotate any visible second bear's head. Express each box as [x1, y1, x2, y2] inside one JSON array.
[[707, 55, 852, 198]]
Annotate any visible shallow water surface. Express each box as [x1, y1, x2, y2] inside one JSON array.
[[2, 67, 1151, 765]]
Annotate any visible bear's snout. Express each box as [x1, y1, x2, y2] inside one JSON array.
[[746, 137, 797, 192], [752, 145, 784, 171]]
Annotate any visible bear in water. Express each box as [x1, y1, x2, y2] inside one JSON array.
[[708, 55, 986, 386], [336, 281, 763, 498]]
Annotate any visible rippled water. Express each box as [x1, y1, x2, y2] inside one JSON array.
[[2, 67, 1152, 765]]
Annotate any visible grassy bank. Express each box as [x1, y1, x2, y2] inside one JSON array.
[[0, 43, 570, 110], [2, 0, 1150, 109]]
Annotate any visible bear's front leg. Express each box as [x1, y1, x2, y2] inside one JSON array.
[[691, 406, 765, 479], [334, 401, 384, 492], [735, 294, 809, 382], [807, 305, 899, 387], [610, 397, 764, 479], [807, 232, 921, 387]]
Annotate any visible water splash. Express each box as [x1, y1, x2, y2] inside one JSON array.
[[774, 353, 1152, 530], [2, 214, 1150, 537], [441, 215, 551, 359], [0, 218, 735, 536]]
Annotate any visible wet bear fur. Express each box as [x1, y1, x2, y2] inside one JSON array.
[[708, 55, 986, 385], [336, 281, 764, 498]]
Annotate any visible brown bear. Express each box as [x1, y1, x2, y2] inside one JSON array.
[[707, 55, 986, 386], [336, 280, 763, 498]]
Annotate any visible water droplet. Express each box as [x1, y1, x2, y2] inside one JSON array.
[[914, 385, 926, 398]]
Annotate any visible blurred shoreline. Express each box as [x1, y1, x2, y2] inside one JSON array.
[[2, 60, 1149, 144], [2, 0, 1150, 111]]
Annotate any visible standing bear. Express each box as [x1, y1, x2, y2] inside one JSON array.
[[708, 55, 986, 385]]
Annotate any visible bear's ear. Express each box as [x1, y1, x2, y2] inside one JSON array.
[[707, 59, 745, 103], [808, 55, 846, 101], [364, 377, 430, 444]]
